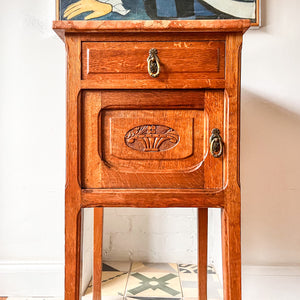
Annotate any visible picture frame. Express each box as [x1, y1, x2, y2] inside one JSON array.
[[56, 0, 260, 26]]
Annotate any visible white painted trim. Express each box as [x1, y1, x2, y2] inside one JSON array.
[[1, 263, 300, 297], [0, 261, 64, 297], [243, 265, 300, 277]]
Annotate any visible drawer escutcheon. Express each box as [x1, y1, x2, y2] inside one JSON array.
[[147, 48, 160, 78], [210, 128, 223, 158]]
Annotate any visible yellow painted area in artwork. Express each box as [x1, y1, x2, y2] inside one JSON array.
[[64, 0, 112, 20]]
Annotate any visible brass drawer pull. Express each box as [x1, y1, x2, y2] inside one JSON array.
[[210, 128, 223, 158], [147, 48, 160, 78]]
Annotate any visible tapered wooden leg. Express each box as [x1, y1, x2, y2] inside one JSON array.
[[65, 203, 82, 300], [222, 192, 241, 300], [198, 208, 208, 300], [93, 208, 104, 300]]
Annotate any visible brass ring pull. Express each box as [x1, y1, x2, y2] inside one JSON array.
[[147, 48, 160, 78], [210, 128, 223, 158]]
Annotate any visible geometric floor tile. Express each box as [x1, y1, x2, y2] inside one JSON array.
[[81, 261, 223, 300], [102, 262, 131, 298], [102, 271, 128, 297], [207, 265, 223, 300], [3, 262, 223, 300], [207, 272, 223, 300], [178, 264, 198, 298], [103, 261, 131, 272], [207, 265, 216, 274], [178, 264, 198, 275], [82, 280, 93, 300], [131, 262, 178, 274], [178, 263, 223, 300], [126, 272, 182, 298], [83, 262, 130, 300]]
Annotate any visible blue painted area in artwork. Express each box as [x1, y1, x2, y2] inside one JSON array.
[[194, 1, 215, 18], [156, 0, 177, 18], [60, 0, 256, 21]]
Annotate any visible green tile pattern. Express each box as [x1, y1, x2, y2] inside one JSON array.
[[83, 261, 223, 300], [128, 273, 180, 296]]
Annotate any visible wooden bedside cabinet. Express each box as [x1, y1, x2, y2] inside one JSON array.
[[53, 20, 250, 300]]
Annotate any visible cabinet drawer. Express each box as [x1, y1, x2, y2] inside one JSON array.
[[81, 41, 225, 85], [80, 90, 224, 189]]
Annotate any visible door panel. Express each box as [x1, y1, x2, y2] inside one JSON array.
[[80, 90, 224, 189], [101, 109, 203, 171]]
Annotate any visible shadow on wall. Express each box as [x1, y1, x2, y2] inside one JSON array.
[[241, 89, 300, 265]]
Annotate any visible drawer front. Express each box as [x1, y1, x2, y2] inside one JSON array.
[[80, 90, 224, 189], [82, 41, 225, 83]]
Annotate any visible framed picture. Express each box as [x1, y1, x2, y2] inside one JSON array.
[[57, 0, 260, 26]]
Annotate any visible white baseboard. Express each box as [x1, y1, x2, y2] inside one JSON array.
[[213, 265, 300, 289], [243, 265, 300, 276], [0, 261, 64, 297], [1, 262, 300, 297], [242, 265, 300, 300]]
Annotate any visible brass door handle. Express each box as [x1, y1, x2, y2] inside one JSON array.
[[147, 48, 160, 78], [210, 128, 223, 158]]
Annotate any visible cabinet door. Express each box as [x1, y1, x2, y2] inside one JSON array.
[[80, 89, 224, 189]]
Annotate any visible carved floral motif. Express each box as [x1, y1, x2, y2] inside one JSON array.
[[125, 125, 180, 152]]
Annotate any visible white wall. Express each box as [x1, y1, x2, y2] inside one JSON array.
[[241, 0, 300, 266], [0, 0, 300, 296], [0, 0, 65, 296], [102, 208, 198, 264]]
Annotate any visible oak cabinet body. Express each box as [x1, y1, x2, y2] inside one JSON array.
[[53, 20, 250, 300]]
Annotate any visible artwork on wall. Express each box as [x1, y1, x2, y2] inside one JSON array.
[[57, 0, 260, 26]]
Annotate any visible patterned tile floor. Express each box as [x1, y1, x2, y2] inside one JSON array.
[[83, 261, 223, 300], [4, 269, 300, 300], [3, 262, 222, 300]]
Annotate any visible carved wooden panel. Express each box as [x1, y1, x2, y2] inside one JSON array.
[[80, 89, 224, 189], [124, 125, 180, 152], [101, 109, 201, 171]]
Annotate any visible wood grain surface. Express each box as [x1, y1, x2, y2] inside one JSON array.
[[82, 40, 225, 82], [54, 20, 250, 300], [64, 35, 82, 300], [198, 208, 208, 300], [93, 208, 103, 300], [80, 89, 223, 189], [53, 20, 251, 40]]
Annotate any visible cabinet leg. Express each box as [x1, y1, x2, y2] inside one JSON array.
[[65, 206, 82, 300], [198, 208, 208, 300], [93, 208, 104, 300], [222, 203, 241, 300]]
